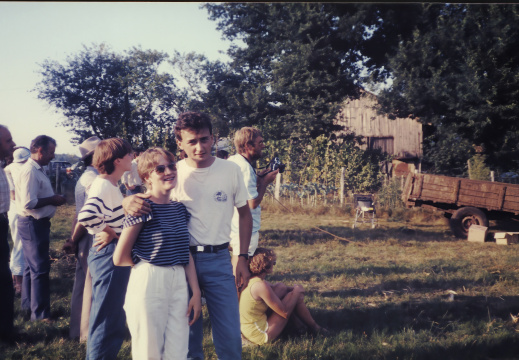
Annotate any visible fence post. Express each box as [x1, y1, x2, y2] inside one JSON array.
[[340, 167, 345, 206], [274, 172, 281, 201], [55, 166, 60, 194], [491, 171, 495, 182]]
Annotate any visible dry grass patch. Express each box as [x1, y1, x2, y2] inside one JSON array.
[[3, 204, 519, 359]]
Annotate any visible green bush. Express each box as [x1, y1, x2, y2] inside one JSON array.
[[376, 177, 404, 211], [468, 154, 491, 181], [262, 134, 388, 193]]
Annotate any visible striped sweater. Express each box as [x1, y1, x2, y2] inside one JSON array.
[[123, 199, 190, 266], [78, 177, 125, 237]]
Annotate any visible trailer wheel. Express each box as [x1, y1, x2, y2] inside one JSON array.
[[449, 207, 488, 239]]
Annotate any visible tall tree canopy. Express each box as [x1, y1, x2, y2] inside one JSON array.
[[35, 44, 186, 150], [376, 4, 519, 175], [203, 3, 420, 141]]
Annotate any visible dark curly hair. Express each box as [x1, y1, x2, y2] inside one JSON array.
[[174, 111, 213, 141], [249, 248, 277, 276]]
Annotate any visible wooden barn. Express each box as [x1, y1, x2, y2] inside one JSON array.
[[335, 90, 423, 176]]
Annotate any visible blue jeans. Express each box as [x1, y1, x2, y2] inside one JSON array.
[[86, 241, 131, 360], [188, 250, 242, 360], [19, 216, 51, 320]]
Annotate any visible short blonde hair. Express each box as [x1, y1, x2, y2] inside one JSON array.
[[137, 147, 176, 181], [234, 127, 262, 154], [249, 248, 277, 276], [93, 138, 133, 175]]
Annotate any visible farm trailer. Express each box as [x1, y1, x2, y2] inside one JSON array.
[[401, 172, 519, 238]]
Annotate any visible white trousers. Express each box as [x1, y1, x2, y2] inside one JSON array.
[[8, 206, 24, 276], [124, 262, 189, 360]]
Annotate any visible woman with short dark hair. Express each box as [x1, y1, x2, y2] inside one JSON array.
[[77, 137, 133, 360]]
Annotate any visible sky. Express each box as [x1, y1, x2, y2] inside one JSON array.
[[0, 2, 232, 157]]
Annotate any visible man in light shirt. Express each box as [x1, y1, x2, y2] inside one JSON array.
[[0, 125, 16, 343], [228, 127, 278, 274], [15, 135, 66, 321]]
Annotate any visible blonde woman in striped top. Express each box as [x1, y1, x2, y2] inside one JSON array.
[[113, 148, 201, 360]]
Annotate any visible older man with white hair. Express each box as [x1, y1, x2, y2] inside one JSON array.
[[0, 124, 16, 343]]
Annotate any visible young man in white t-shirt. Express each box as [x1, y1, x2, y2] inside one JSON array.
[[123, 111, 252, 360]]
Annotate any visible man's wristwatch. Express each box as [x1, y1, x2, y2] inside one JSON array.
[[238, 253, 249, 260]]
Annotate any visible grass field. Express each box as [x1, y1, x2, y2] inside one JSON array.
[[2, 203, 519, 359]]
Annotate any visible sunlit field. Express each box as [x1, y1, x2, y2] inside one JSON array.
[[2, 202, 519, 359]]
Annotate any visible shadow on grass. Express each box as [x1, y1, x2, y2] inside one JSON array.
[[385, 335, 519, 360], [271, 262, 465, 282], [261, 226, 454, 246], [10, 320, 70, 345], [49, 251, 76, 298], [271, 274, 498, 304], [314, 293, 519, 333], [257, 293, 519, 359]]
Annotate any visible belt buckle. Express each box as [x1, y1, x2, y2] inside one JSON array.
[[196, 246, 204, 252]]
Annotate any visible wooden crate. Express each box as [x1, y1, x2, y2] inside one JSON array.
[[467, 225, 488, 243], [494, 232, 519, 245]]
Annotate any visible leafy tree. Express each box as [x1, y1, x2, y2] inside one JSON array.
[[168, 51, 233, 138], [201, 3, 421, 192], [376, 4, 519, 174], [121, 47, 184, 150], [204, 3, 418, 141], [35, 44, 184, 150], [36, 44, 128, 143]]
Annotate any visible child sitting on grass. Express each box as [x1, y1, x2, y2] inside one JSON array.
[[113, 147, 201, 360], [239, 247, 328, 345]]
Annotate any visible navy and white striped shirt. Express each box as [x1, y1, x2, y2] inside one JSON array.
[[78, 177, 125, 236], [123, 199, 190, 267]]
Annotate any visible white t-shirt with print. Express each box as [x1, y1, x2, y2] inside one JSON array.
[[171, 157, 248, 246]]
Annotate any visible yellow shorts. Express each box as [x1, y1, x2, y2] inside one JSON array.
[[241, 321, 269, 345]]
